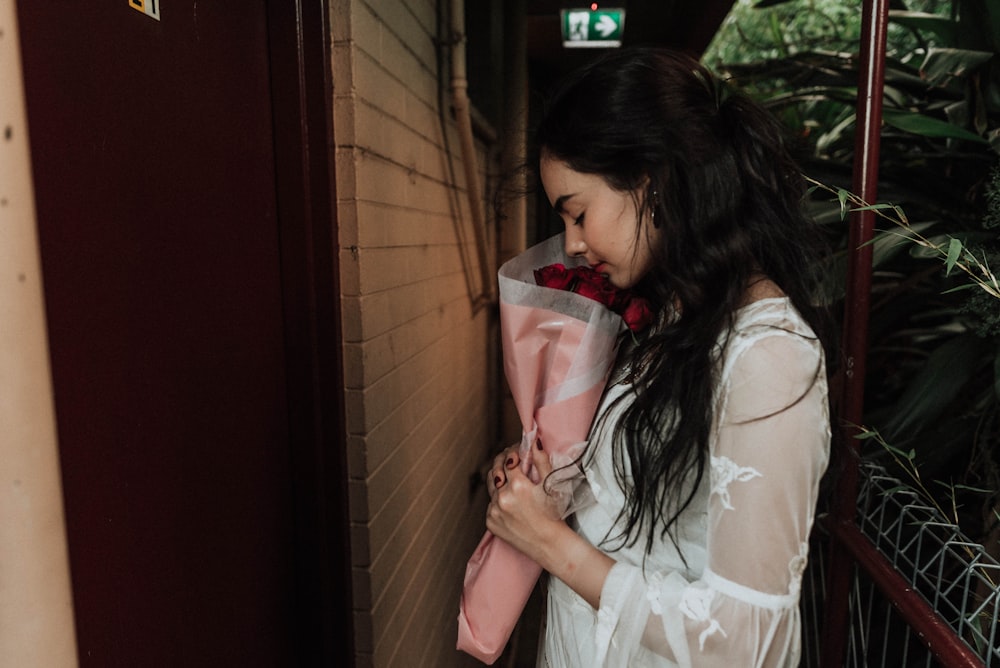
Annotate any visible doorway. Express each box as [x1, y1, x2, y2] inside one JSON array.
[[16, 1, 350, 664]]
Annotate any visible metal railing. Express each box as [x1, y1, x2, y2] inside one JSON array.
[[804, 462, 1000, 667]]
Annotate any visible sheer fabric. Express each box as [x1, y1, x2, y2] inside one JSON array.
[[540, 298, 830, 668]]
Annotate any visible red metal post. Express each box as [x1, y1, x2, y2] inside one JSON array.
[[820, 0, 891, 665]]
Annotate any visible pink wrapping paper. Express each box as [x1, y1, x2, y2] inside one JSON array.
[[457, 234, 624, 664]]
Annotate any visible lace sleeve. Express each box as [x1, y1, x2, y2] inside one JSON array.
[[593, 327, 830, 667]]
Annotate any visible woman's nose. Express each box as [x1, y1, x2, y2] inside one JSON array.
[[564, 230, 587, 257]]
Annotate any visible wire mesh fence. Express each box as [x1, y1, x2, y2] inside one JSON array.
[[802, 462, 1000, 667]]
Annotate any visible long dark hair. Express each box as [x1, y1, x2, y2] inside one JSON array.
[[535, 48, 832, 555]]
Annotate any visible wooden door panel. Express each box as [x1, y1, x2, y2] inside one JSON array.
[[17, 2, 297, 664]]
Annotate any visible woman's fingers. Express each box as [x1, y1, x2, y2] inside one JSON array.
[[532, 438, 553, 480], [505, 450, 520, 472], [488, 444, 521, 496], [491, 439, 552, 495]]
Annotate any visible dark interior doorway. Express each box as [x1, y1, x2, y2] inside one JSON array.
[[16, 1, 350, 665]]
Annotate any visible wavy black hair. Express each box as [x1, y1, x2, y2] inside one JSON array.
[[534, 48, 833, 555]]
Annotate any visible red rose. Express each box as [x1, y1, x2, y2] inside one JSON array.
[[620, 296, 654, 332], [533, 263, 575, 290], [572, 267, 617, 307]]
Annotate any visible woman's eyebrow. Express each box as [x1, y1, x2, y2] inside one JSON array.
[[552, 193, 576, 213]]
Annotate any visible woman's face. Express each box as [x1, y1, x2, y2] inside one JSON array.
[[540, 155, 659, 289]]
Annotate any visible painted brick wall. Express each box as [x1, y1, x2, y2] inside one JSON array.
[[332, 1, 498, 666]]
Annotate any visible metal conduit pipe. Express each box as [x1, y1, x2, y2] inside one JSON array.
[[450, 0, 495, 307]]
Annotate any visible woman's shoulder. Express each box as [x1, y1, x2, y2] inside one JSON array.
[[718, 297, 828, 418], [732, 276, 815, 337], [722, 297, 824, 380], [733, 296, 816, 340]]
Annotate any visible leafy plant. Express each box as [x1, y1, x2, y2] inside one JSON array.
[[705, 0, 1000, 551]]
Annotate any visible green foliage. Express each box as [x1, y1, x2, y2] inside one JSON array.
[[963, 165, 1000, 337], [705, 0, 1000, 547], [704, 0, 957, 73], [704, 0, 863, 68], [985, 163, 1000, 229]]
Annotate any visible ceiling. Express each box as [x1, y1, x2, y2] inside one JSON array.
[[525, 0, 737, 83]]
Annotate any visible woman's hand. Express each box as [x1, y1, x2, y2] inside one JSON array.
[[485, 440, 566, 566], [486, 439, 616, 609]]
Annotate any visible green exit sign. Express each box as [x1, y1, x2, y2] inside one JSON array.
[[561, 8, 626, 48]]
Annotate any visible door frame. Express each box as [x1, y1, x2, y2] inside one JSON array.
[[266, 1, 353, 664]]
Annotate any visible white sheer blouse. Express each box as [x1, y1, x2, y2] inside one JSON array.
[[540, 297, 831, 668]]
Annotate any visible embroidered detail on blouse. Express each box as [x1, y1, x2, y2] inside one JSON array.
[[646, 572, 665, 615], [710, 455, 763, 510], [678, 587, 728, 651], [787, 542, 809, 598]]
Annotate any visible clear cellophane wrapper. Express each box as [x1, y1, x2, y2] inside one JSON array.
[[457, 234, 623, 664]]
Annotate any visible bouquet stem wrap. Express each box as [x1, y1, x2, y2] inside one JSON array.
[[457, 234, 624, 664]]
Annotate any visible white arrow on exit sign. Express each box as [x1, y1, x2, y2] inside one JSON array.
[[594, 15, 618, 38]]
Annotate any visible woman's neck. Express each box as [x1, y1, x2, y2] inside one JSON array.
[[742, 274, 785, 307]]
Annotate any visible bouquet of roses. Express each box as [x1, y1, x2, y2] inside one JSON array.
[[456, 233, 651, 664], [532, 263, 652, 334]]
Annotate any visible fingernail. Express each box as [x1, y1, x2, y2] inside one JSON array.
[[505, 457, 515, 469], [536, 439, 544, 451]]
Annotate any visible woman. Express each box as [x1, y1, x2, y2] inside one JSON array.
[[486, 48, 832, 667]]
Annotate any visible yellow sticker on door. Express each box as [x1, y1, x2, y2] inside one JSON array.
[[128, 0, 160, 21]]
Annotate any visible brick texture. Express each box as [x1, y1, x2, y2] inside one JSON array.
[[332, 2, 498, 666]]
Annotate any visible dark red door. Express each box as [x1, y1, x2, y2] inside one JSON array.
[[16, 2, 348, 665]]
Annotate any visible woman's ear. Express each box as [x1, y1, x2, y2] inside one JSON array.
[[641, 179, 660, 228]]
